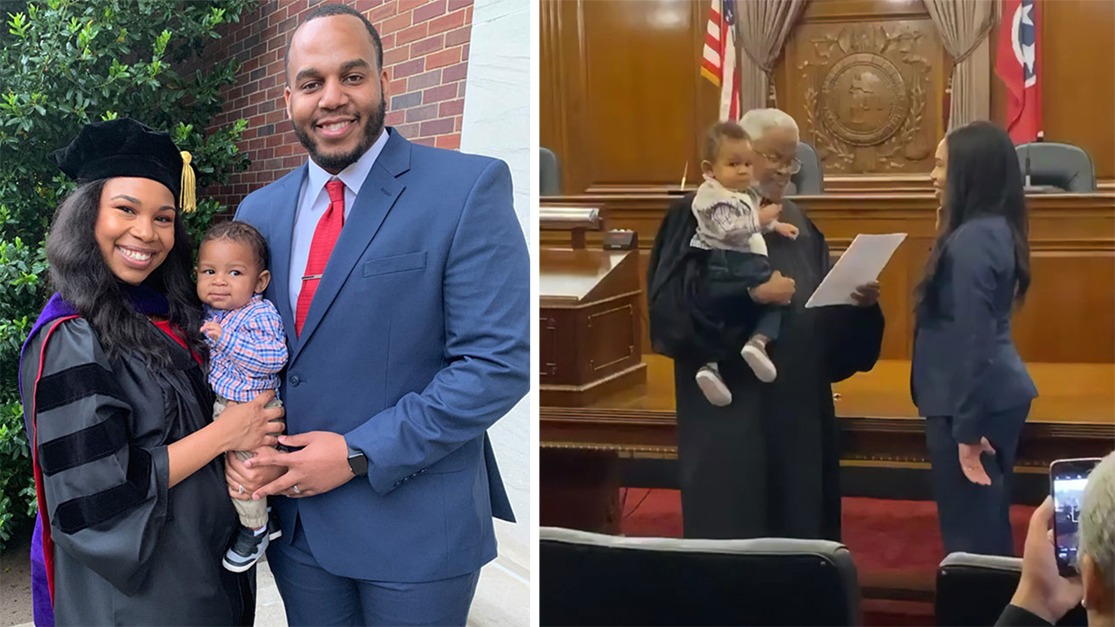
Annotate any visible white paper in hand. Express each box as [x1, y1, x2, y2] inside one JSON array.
[[805, 233, 906, 308]]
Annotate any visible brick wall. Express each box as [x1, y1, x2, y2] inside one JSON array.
[[203, 0, 474, 209]]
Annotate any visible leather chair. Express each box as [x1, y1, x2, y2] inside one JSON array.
[[1016, 142, 1096, 192], [541, 147, 562, 196], [935, 552, 1087, 626], [790, 141, 824, 195], [540, 527, 862, 626]]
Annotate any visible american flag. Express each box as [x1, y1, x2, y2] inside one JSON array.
[[700, 0, 741, 121]]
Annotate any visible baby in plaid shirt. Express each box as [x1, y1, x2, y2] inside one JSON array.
[[196, 221, 288, 573]]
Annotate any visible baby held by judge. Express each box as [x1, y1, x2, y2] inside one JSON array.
[[689, 121, 799, 407]]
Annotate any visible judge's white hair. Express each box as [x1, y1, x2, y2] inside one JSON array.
[[740, 108, 799, 143], [1080, 452, 1115, 590]]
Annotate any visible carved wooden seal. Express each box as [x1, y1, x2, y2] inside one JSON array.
[[820, 52, 909, 147]]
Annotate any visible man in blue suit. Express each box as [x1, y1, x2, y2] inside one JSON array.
[[224, 4, 529, 625]]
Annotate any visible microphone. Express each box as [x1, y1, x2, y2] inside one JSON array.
[[1024, 147, 1032, 188]]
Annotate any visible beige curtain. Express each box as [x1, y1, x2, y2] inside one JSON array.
[[923, 0, 996, 129], [736, 0, 807, 112]]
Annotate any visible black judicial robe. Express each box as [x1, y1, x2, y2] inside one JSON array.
[[20, 318, 253, 626], [648, 194, 884, 540]]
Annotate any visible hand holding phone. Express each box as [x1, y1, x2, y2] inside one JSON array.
[[1010, 496, 1084, 623], [1050, 457, 1102, 576]]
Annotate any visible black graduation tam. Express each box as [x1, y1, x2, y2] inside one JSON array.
[[49, 118, 197, 212]]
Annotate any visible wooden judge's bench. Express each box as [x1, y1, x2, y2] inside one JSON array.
[[538, 190, 1115, 545]]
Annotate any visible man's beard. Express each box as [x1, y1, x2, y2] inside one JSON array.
[[754, 176, 787, 201], [294, 93, 386, 173]]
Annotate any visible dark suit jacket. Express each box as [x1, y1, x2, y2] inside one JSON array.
[[911, 215, 1038, 443], [235, 130, 529, 583]]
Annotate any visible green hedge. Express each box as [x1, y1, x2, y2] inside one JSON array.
[[0, 0, 257, 548]]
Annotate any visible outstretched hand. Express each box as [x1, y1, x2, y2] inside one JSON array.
[[772, 222, 799, 240], [958, 437, 996, 485]]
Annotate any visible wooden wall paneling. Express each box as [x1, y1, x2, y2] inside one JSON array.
[[780, 0, 949, 177], [989, 0, 1114, 182], [541, 0, 590, 195], [1011, 250, 1115, 363], [541, 193, 1115, 364], [544, 0, 1115, 192], [540, 0, 560, 180], [535, 0, 561, 187], [1040, 0, 1115, 181], [541, 0, 722, 195], [581, 0, 708, 191], [798, 0, 932, 23]]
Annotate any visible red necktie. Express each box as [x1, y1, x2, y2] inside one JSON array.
[[295, 179, 345, 336]]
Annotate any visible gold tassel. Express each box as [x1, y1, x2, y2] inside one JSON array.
[[179, 150, 196, 213]]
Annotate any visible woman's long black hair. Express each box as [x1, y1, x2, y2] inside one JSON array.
[[45, 179, 209, 368], [916, 121, 1031, 313]]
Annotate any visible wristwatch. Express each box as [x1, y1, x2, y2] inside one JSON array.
[[346, 444, 369, 476]]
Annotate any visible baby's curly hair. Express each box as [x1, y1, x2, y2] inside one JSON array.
[[200, 220, 269, 272], [702, 121, 750, 164]]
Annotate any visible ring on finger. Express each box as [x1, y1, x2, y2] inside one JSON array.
[[292, 484, 302, 495], [237, 483, 244, 495]]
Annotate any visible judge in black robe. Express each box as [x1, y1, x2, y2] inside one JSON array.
[[647, 112, 884, 540]]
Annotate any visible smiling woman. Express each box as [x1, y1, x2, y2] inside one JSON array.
[[20, 118, 283, 626], [93, 178, 177, 286]]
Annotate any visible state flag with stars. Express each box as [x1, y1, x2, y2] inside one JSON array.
[[996, 0, 1042, 144]]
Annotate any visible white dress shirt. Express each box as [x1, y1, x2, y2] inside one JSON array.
[[289, 129, 390, 310]]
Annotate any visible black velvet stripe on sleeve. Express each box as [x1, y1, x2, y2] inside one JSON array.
[[36, 362, 128, 413], [38, 408, 128, 476], [52, 446, 153, 534]]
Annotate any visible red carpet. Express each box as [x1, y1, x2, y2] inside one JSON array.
[[618, 489, 1035, 626]]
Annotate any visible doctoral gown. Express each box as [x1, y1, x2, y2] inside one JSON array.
[[20, 314, 253, 626], [648, 195, 884, 540]]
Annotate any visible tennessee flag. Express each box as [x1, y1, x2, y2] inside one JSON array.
[[700, 0, 740, 121], [996, 0, 1042, 143]]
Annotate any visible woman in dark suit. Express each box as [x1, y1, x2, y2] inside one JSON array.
[[912, 121, 1038, 556]]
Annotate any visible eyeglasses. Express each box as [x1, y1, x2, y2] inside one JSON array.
[[753, 148, 802, 174]]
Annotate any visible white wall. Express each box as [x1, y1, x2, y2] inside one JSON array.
[[459, 0, 532, 620], [459, 0, 532, 256]]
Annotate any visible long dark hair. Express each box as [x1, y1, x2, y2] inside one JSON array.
[[45, 179, 209, 368], [916, 121, 1031, 313]]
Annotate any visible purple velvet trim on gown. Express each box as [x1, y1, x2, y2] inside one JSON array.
[[31, 516, 53, 626]]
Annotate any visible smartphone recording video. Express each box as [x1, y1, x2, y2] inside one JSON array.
[[1051, 457, 1101, 576]]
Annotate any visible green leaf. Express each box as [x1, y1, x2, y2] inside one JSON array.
[[0, 0, 256, 549]]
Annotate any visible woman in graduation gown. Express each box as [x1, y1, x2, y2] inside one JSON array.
[[648, 109, 884, 540], [19, 118, 284, 626]]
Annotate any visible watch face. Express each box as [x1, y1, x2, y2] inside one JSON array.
[[348, 451, 369, 476]]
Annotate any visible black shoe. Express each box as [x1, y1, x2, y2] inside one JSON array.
[[267, 514, 282, 541], [222, 525, 269, 573]]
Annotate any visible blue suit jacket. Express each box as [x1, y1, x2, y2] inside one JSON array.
[[234, 130, 529, 582], [911, 216, 1038, 443]]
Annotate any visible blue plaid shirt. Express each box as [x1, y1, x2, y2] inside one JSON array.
[[205, 295, 287, 402]]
